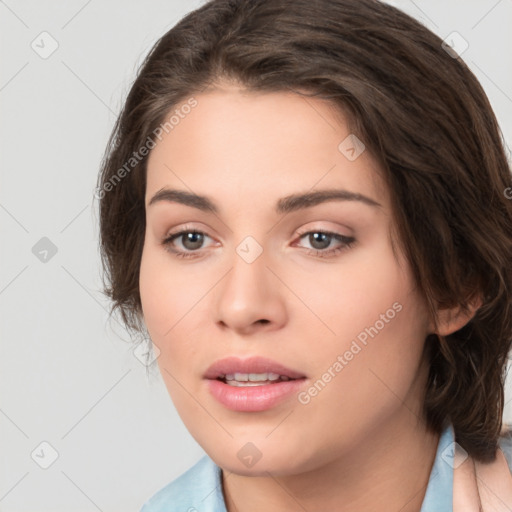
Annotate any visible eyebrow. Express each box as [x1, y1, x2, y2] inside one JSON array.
[[147, 187, 382, 214]]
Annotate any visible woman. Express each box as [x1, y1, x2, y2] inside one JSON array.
[[96, 0, 512, 510]]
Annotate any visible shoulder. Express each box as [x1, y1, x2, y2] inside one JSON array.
[[139, 454, 227, 512], [498, 423, 512, 474]]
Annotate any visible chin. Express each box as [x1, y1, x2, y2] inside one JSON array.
[[208, 447, 308, 477]]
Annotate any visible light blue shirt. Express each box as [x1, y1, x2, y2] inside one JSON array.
[[140, 422, 512, 512]]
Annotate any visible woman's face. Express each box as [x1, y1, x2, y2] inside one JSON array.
[[139, 86, 432, 476]]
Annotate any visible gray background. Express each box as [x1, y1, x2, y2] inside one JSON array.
[[1, 1, 511, 511]]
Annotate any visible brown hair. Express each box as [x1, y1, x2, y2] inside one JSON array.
[[96, 0, 512, 462]]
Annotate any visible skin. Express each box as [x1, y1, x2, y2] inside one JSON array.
[[139, 85, 472, 512]]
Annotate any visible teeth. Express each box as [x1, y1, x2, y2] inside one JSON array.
[[225, 372, 282, 381], [223, 372, 287, 385], [226, 380, 273, 387]]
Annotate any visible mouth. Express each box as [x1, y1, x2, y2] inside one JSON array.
[[216, 372, 299, 387], [204, 355, 306, 382], [204, 356, 307, 412]]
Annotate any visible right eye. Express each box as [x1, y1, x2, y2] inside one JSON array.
[[162, 228, 215, 259]]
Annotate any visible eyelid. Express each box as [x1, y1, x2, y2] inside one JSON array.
[[294, 223, 353, 238], [164, 223, 214, 239]]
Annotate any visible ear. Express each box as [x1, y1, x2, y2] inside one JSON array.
[[428, 294, 483, 337]]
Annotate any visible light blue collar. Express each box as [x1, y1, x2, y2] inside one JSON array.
[[420, 421, 454, 512], [140, 453, 226, 512]]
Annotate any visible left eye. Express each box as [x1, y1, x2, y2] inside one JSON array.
[[294, 230, 355, 257]]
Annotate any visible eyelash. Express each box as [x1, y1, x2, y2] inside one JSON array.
[[161, 226, 356, 260]]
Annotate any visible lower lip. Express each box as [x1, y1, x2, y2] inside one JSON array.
[[206, 378, 307, 412]]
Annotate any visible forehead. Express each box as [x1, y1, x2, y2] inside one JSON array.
[[145, 87, 387, 214]]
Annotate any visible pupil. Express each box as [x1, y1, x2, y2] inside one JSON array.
[[310, 232, 330, 250], [183, 232, 203, 250]]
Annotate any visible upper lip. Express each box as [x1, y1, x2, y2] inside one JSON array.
[[204, 356, 306, 380]]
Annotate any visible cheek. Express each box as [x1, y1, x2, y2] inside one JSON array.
[[139, 244, 211, 375], [139, 249, 168, 337], [331, 293, 427, 409], [301, 242, 429, 407], [295, 297, 428, 457], [339, 253, 428, 380], [292, 237, 413, 344], [139, 243, 187, 346], [139, 241, 197, 334]]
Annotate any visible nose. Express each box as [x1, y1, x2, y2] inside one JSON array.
[[214, 244, 287, 335]]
